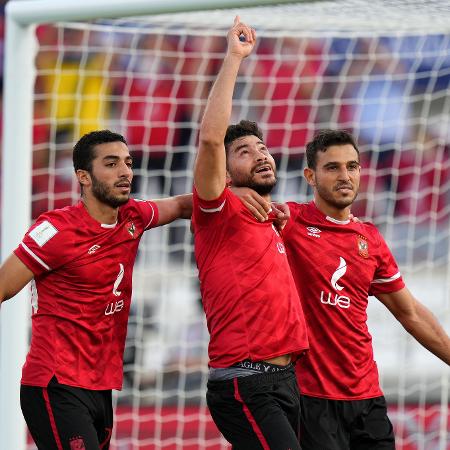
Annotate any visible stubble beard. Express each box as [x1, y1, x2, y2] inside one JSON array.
[[316, 183, 358, 210], [91, 173, 130, 208]]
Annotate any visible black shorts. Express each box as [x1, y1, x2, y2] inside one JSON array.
[[300, 394, 395, 450], [20, 376, 113, 450], [207, 367, 301, 450]]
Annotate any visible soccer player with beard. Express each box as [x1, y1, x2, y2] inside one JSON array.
[[239, 128, 450, 450], [0, 129, 192, 449], [192, 17, 308, 449]]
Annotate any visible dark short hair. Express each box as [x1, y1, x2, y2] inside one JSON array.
[[224, 120, 264, 152], [306, 129, 359, 169], [73, 129, 127, 172]]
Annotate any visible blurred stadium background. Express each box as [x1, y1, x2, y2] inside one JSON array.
[[0, 0, 449, 449]]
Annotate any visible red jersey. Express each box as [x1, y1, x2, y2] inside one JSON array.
[[283, 201, 405, 400], [192, 188, 309, 368], [14, 199, 159, 390]]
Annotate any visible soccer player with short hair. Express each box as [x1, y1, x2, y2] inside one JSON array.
[[0, 129, 192, 449], [239, 128, 450, 450], [192, 17, 309, 449]]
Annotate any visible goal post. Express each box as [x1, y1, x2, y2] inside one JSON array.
[[2, 1, 450, 449]]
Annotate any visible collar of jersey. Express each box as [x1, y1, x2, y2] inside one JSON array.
[[77, 200, 119, 229], [310, 201, 351, 225]]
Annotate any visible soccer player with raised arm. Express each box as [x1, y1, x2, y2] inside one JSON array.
[[192, 17, 309, 449], [239, 129, 450, 450], [0, 130, 192, 450]]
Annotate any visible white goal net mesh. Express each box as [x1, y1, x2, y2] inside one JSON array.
[[26, 1, 450, 448]]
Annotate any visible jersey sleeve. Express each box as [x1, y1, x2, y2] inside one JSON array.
[[369, 226, 405, 295], [13, 214, 73, 276], [192, 187, 230, 228], [133, 199, 159, 231]]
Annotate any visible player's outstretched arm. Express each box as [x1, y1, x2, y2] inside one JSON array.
[[194, 16, 256, 200], [154, 193, 193, 226], [0, 253, 34, 305], [377, 287, 450, 365]]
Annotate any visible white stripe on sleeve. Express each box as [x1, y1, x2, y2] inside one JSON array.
[[20, 242, 51, 271], [371, 272, 401, 284], [200, 199, 226, 213], [145, 202, 156, 229]]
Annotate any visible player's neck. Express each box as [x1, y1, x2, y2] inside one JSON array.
[[81, 195, 119, 225], [313, 197, 350, 222]]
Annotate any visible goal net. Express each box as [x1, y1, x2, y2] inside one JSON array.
[[2, 1, 450, 449]]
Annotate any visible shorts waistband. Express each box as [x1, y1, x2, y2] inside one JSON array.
[[231, 359, 294, 374], [207, 364, 296, 391]]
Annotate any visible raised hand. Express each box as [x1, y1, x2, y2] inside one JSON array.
[[226, 16, 256, 59]]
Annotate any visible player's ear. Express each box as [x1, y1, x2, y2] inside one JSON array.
[[226, 170, 232, 187], [304, 167, 315, 187], [76, 169, 91, 187]]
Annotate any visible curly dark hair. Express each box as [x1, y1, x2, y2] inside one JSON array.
[[73, 129, 127, 173], [306, 129, 359, 169], [224, 120, 264, 152]]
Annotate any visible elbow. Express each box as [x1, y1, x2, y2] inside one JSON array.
[[199, 131, 224, 152]]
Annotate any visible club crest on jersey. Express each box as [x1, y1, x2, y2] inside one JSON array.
[[357, 235, 369, 258], [126, 221, 136, 238]]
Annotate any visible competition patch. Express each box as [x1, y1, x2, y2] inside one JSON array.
[[28, 220, 58, 247], [357, 235, 369, 258]]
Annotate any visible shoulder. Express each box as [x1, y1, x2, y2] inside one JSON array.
[[286, 201, 310, 223], [286, 201, 308, 213], [193, 187, 238, 213], [120, 198, 159, 229], [122, 197, 158, 217], [357, 221, 383, 242], [31, 204, 81, 234]]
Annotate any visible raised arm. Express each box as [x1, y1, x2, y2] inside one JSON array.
[[0, 253, 34, 305], [377, 287, 450, 365], [194, 16, 256, 200]]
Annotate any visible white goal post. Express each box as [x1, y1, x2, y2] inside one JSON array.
[[1, 1, 450, 449]]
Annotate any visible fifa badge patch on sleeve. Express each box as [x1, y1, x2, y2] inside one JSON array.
[[29, 220, 58, 247], [357, 235, 369, 258]]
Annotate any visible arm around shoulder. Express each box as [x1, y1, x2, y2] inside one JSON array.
[[0, 253, 34, 305], [377, 287, 450, 365], [153, 193, 193, 226]]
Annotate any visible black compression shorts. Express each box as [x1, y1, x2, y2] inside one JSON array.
[[21, 376, 113, 450], [299, 394, 395, 450], [207, 366, 301, 450]]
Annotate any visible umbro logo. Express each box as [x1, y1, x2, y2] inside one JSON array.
[[88, 244, 101, 254], [306, 226, 321, 238]]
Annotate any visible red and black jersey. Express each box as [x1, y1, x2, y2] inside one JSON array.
[[283, 201, 405, 400], [192, 188, 309, 368], [14, 199, 159, 390]]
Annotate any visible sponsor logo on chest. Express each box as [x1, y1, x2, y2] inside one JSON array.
[[105, 263, 126, 316], [320, 257, 351, 309]]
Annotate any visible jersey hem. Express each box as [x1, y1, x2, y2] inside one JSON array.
[[299, 390, 384, 401], [208, 345, 309, 369]]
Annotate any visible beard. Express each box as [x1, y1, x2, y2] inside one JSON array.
[[315, 182, 358, 209], [91, 173, 130, 208], [231, 172, 277, 196]]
